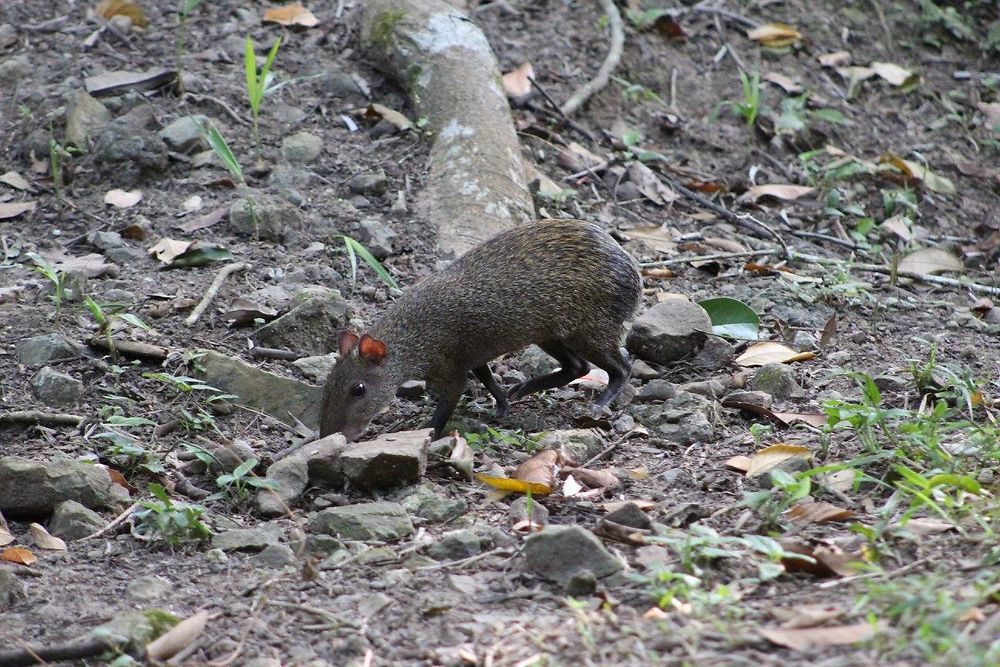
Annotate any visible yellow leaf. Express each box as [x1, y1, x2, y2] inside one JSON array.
[[95, 0, 149, 28], [746, 443, 812, 478], [870, 62, 919, 88], [740, 184, 815, 203], [502, 62, 534, 103], [747, 22, 803, 48], [735, 341, 804, 366], [476, 473, 551, 495]]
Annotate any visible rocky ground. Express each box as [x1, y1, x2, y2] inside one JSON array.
[[1, 0, 999, 665]]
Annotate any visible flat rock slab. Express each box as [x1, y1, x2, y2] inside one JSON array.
[[523, 525, 621, 585], [211, 524, 284, 552], [307, 501, 413, 541], [339, 429, 431, 489], [0, 456, 127, 517]]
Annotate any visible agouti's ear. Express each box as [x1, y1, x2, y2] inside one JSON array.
[[358, 334, 388, 365], [337, 330, 360, 355]]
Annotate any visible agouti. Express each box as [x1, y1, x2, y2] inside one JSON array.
[[320, 219, 643, 441]]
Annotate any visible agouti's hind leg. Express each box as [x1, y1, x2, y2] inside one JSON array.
[[582, 345, 632, 407], [508, 341, 589, 400], [472, 365, 509, 417]]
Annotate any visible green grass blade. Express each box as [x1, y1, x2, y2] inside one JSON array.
[[244, 36, 258, 114], [260, 36, 281, 99], [342, 236, 398, 289], [194, 118, 244, 183], [343, 236, 359, 285]]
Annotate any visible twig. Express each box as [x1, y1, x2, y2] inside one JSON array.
[[87, 337, 170, 362], [185, 262, 249, 325], [82, 502, 138, 540], [789, 229, 859, 250], [526, 77, 596, 143], [560, 0, 624, 116], [17, 16, 69, 32], [868, 0, 894, 54], [640, 249, 779, 268], [415, 546, 514, 571], [0, 637, 123, 667], [180, 93, 249, 126], [249, 346, 302, 362], [691, 2, 760, 29], [0, 411, 83, 427]]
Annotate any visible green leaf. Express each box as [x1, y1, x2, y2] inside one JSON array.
[[194, 118, 244, 183], [697, 297, 759, 340], [342, 236, 398, 289], [244, 37, 258, 113], [105, 415, 158, 427], [168, 246, 234, 268], [260, 37, 282, 98], [149, 482, 170, 503]]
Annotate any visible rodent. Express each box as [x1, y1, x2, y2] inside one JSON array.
[[320, 219, 643, 441]]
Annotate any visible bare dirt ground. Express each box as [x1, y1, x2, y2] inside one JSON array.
[[1, 0, 999, 665]]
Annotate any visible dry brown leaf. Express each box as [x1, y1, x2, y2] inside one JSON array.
[[747, 22, 803, 48], [0, 171, 31, 190], [879, 154, 954, 193], [759, 621, 884, 650], [148, 238, 192, 264], [818, 51, 851, 67], [740, 184, 815, 203], [84, 68, 176, 97], [104, 188, 143, 208], [818, 469, 857, 494], [724, 454, 752, 472], [891, 517, 956, 537], [95, 0, 149, 28], [1, 546, 37, 565], [177, 206, 227, 233], [628, 162, 678, 206], [511, 518, 545, 535], [358, 104, 414, 132], [502, 62, 534, 104], [772, 605, 845, 629], [28, 523, 67, 551], [745, 444, 812, 478], [898, 247, 964, 275], [820, 313, 837, 349], [978, 102, 1000, 130], [881, 214, 913, 241], [871, 61, 918, 87], [779, 540, 863, 577], [562, 474, 584, 497], [43, 251, 113, 278], [643, 606, 669, 620], [787, 500, 855, 524], [771, 412, 829, 428], [0, 527, 14, 547], [623, 225, 678, 255], [735, 341, 804, 366], [762, 72, 802, 94], [146, 610, 210, 662], [563, 467, 620, 490], [514, 449, 560, 491], [600, 499, 656, 513], [524, 163, 565, 198], [262, 2, 319, 27], [557, 141, 604, 173], [0, 201, 37, 219]]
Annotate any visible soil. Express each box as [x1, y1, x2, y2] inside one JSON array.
[[1, 0, 999, 665]]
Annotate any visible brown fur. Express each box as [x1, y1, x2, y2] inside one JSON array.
[[320, 219, 642, 441]]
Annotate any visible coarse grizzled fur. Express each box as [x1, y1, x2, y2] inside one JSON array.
[[320, 219, 642, 441]]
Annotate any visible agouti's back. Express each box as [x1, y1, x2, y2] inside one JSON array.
[[321, 219, 642, 441]]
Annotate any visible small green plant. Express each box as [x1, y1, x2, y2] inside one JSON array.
[[244, 35, 282, 161], [775, 92, 851, 135], [711, 70, 762, 129], [133, 483, 211, 545], [741, 468, 814, 529], [611, 76, 665, 105], [341, 235, 398, 289], [465, 427, 542, 455], [94, 426, 164, 476], [194, 119, 244, 184], [142, 372, 234, 402], [25, 252, 68, 317], [83, 295, 151, 360], [175, 0, 204, 88], [208, 458, 277, 502]]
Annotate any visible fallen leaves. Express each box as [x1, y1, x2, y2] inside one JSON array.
[[0, 201, 36, 219], [94, 0, 149, 28], [1, 546, 36, 566], [736, 342, 814, 366], [740, 184, 815, 203], [759, 620, 885, 650], [502, 62, 534, 105], [898, 247, 964, 275], [747, 23, 803, 48], [262, 3, 319, 27], [104, 188, 143, 208], [28, 523, 67, 551], [725, 443, 812, 478]]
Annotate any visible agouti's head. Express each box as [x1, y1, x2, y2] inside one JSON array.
[[319, 331, 395, 442]]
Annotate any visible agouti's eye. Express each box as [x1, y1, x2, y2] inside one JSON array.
[[350, 382, 366, 397]]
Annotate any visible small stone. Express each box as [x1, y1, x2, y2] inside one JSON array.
[[0, 456, 125, 515], [827, 350, 851, 365], [631, 359, 661, 380], [228, 195, 304, 241], [126, 576, 171, 602], [509, 496, 548, 527], [356, 218, 396, 260], [304, 434, 351, 488], [0, 24, 17, 49], [305, 534, 344, 556], [320, 67, 365, 102], [676, 379, 726, 399], [0, 54, 30, 83], [603, 502, 651, 530], [398, 484, 468, 523], [339, 429, 430, 489], [15, 334, 79, 366], [255, 543, 296, 568], [254, 288, 350, 357], [872, 375, 908, 392], [347, 170, 387, 196], [749, 363, 802, 400], [104, 246, 146, 264], [48, 500, 103, 540], [722, 390, 773, 410], [307, 501, 413, 541], [31, 366, 83, 407], [426, 529, 481, 561], [792, 330, 818, 352], [564, 569, 597, 596], [92, 109, 169, 185], [158, 115, 212, 154], [396, 380, 426, 400], [257, 454, 308, 517], [536, 429, 603, 464], [523, 525, 621, 585], [690, 336, 735, 370], [0, 569, 26, 611], [65, 91, 111, 148], [292, 353, 338, 382], [626, 299, 712, 365], [636, 379, 677, 402], [281, 131, 323, 164], [211, 525, 283, 552], [89, 230, 124, 250]]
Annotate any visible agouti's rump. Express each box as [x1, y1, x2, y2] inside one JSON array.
[[321, 219, 642, 441]]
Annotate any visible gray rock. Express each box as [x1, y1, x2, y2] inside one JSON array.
[[92, 108, 169, 185], [125, 575, 171, 602], [523, 525, 621, 585], [307, 501, 413, 541], [0, 568, 26, 611], [676, 378, 726, 399], [229, 195, 304, 241], [0, 456, 124, 516], [15, 334, 80, 366], [636, 379, 677, 402], [536, 429, 603, 464], [65, 91, 111, 148], [304, 433, 351, 488], [281, 131, 323, 164], [0, 24, 17, 50], [426, 529, 481, 561], [603, 502, 651, 530], [319, 67, 366, 102], [792, 330, 818, 352], [273, 103, 306, 125], [690, 336, 735, 370], [257, 454, 309, 517], [89, 230, 124, 250], [292, 353, 339, 382], [565, 569, 597, 596], [48, 500, 104, 540], [0, 54, 30, 83], [31, 366, 83, 407], [347, 170, 387, 196], [339, 429, 429, 490], [158, 114, 211, 154], [626, 300, 712, 365], [631, 359, 661, 380], [722, 390, 773, 409], [827, 350, 851, 365], [509, 496, 548, 527], [255, 543, 297, 568], [305, 534, 344, 556], [211, 524, 283, 552], [398, 484, 468, 523], [356, 218, 396, 260], [519, 344, 560, 375], [254, 288, 350, 357], [196, 350, 322, 428], [750, 363, 802, 400], [629, 392, 718, 445], [873, 374, 908, 392], [397, 380, 426, 400], [20, 127, 50, 161], [104, 246, 146, 264], [268, 164, 313, 190]]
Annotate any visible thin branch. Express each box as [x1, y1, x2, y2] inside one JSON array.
[[561, 0, 624, 116], [185, 262, 249, 325]]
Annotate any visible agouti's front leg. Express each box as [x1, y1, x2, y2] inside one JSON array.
[[472, 365, 509, 417], [426, 378, 468, 438]]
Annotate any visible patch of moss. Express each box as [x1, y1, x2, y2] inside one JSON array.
[[369, 9, 405, 48]]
